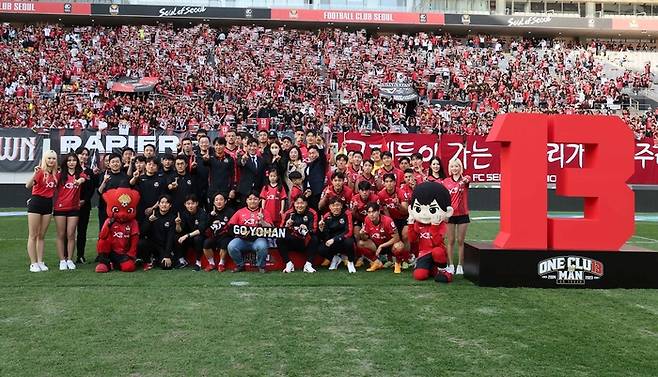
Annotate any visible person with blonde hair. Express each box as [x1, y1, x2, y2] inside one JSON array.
[[25, 150, 59, 272], [441, 158, 472, 275]]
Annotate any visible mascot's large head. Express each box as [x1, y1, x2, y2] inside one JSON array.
[[409, 181, 453, 225], [103, 188, 140, 223]]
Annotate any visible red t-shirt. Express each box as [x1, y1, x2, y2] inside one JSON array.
[[441, 175, 471, 216], [376, 166, 404, 186], [31, 170, 58, 198], [260, 184, 287, 225], [355, 173, 376, 189], [377, 188, 409, 220], [321, 184, 353, 206], [54, 172, 88, 211], [363, 215, 398, 246], [350, 192, 380, 223], [228, 207, 274, 239], [400, 184, 414, 204], [289, 184, 304, 203], [408, 222, 447, 259]]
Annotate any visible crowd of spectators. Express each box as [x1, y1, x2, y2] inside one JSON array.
[[0, 22, 656, 139]]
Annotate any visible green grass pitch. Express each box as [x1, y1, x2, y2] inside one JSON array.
[[1, 210, 658, 377]]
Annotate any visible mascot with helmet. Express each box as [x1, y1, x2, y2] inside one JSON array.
[[95, 188, 140, 273], [407, 181, 454, 283]]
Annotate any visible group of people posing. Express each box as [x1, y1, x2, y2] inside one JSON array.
[[25, 128, 471, 277]]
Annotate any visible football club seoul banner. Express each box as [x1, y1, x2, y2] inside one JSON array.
[[338, 132, 658, 185], [271, 8, 444, 25]]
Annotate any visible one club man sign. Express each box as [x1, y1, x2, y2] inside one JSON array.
[[464, 114, 657, 288]]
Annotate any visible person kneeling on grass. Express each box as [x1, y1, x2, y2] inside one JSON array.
[[174, 194, 208, 271], [356, 202, 408, 274], [203, 192, 235, 272], [227, 191, 273, 273], [138, 195, 177, 270], [279, 195, 320, 273], [318, 196, 356, 273]]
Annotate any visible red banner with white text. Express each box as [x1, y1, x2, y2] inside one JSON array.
[[0, 1, 90, 15], [338, 133, 658, 185], [271, 8, 444, 25]]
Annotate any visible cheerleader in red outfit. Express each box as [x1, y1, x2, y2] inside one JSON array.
[[442, 159, 471, 275], [25, 150, 59, 272], [53, 153, 87, 271], [426, 157, 446, 183]]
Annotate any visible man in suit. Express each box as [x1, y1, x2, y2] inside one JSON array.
[[237, 138, 266, 206]]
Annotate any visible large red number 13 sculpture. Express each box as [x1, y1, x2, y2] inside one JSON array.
[[487, 114, 635, 251]]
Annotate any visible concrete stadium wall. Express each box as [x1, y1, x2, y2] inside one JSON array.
[[4, 184, 657, 212]]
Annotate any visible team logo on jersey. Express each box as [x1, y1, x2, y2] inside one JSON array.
[[154, 182, 160, 188], [164, 222, 170, 228], [64, 182, 77, 189], [339, 218, 345, 225], [187, 180, 192, 185], [125, 226, 131, 232], [419, 232, 431, 239], [194, 219, 199, 226], [303, 216, 308, 222], [46, 181, 56, 188]]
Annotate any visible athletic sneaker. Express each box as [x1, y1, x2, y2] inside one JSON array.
[[320, 258, 331, 267], [456, 265, 464, 275], [303, 262, 316, 273], [76, 256, 86, 264], [383, 261, 394, 269], [217, 264, 226, 272], [175, 259, 188, 269], [143, 262, 153, 272], [204, 264, 216, 272], [66, 260, 76, 270], [366, 259, 384, 272], [355, 257, 364, 268], [192, 264, 201, 272], [328, 255, 342, 270], [283, 261, 295, 273], [37, 262, 48, 271], [59, 260, 68, 271], [342, 256, 349, 267], [393, 262, 402, 274], [445, 265, 455, 274], [347, 261, 356, 274], [29, 263, 41, 273]]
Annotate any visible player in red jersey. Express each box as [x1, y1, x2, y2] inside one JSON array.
[[227, 192, 274, 273], [357, 203, 407, 273], [378, 173, 410, 239], [442, 158, 472, 275], [260, 169, 287, 226], [349, 180, 379, 268], [375, 151, 404, 190], [346, 151, 363, 190], [410, 153, 426, 184], [326, 153, 349, 186], [319, 172, 353, 213], [26, 150, 59, 272], [400, 169, 417, 203], [355, 159, 376, 190], [287, 171, 305, 203], [54, 152, 88, 271], [426, 157, 446, 183]]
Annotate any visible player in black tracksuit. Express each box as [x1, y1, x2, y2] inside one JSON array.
[[318, 196, 356, 272], [167, 156, 196, 213], [138, 195, 177, 270], [174, 194, 208, 271], [97, 153, 130, 231], [279, 195, 319, 272], [202, 192, 236, 272], [131, 157, 166, 225], [203, 138, 236, 209]]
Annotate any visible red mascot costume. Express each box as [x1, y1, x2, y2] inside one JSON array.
[[407, 182, 454, 283], [95, 188, 140, 273]]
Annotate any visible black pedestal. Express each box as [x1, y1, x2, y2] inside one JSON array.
[[464, 242, 658, 288]]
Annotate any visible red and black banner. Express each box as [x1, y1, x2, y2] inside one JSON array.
[[91, 4, 270, 19], [445, 13, 612, 30], [110, 77, 159, 93], [270, 8, 444, 25]]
